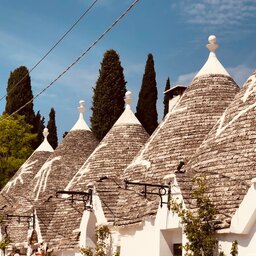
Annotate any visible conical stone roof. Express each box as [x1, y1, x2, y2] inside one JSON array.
[[0, 128, 54, 245], [114, 35, 240, 226], [33, 101, 98, 201], [33, 101, 98, 243], [46, 91, 149, 250], [0, 128, 53, 209], [179, 70, 256, 229]]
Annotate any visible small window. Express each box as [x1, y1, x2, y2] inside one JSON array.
[[173, 243, 182, 256]]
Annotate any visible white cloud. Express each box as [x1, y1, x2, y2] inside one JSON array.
[[227, 65, 254, 86], [172, 0, 256, 27], [175, 71, 197, 86], [125, 63, 144, 76]]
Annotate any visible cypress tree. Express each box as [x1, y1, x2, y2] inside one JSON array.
[[32, 111, 45, 149], [47, 108, 58, 149], [90, 49, 126, 140], [163, 77, 171, 118], [135, 53, 158, 135], [5, 66, 35, 125]]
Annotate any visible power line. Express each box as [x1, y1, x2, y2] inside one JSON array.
[[3, 0, 140, 121], [0, 0, 99, 102]]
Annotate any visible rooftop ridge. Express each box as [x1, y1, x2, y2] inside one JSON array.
[[195, 35, 230, 78], [35, 128, 54, 152], [70, 100, 90, 131]]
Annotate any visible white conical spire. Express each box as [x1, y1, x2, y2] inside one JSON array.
[[70, 100, 90, 131], [35, 128, 54, 152], [195, 35, 230, 78], [115, 91, 141, 125]]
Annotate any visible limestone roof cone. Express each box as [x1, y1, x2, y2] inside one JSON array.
[[1, 128, 53, 206], [32, 100, 98, 245], [46, 91, 149, 250], [179, 70, 256, 230], [33, 100, 98, 201], [0, 128, 54, 245], [113, 35, 240, 226]]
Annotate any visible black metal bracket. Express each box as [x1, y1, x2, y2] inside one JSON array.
[[56, 189, 93, 210], [124, 179, 171, 207], [7, 211, 35, 229]]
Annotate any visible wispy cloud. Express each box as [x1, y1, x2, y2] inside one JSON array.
[[175, 71, 197, 86], [227, 65, 254, 86], [175, 64, 253, 86], [125, 63, 144, 76], [172, 0, 256, 27]]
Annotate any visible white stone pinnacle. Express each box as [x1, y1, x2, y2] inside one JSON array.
[[114, 90, 141, 125], [207, 35, 218, 52], [78, 100, 85, 113], [43, 128, 49, 138], [124, 91, 132, 108], [35, 128, 54, 152], [195, 35, 230, 78], [70, 100, 90, 131]]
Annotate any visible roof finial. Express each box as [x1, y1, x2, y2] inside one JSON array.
[[70, 100, 90, 131], [34, 127, 54, 152], [78, 100, 85, 113], [207, 35, 218, 52], [114, 90, 141, 126], [124, 91, 132, 108], [43, 128, 49, 138]]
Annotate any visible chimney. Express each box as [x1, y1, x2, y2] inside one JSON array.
[[164, 85, 186, 112]]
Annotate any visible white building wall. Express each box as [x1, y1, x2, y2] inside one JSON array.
[[218, 221, 256, 256], [118, 180, 183, 256], [55, 249, 81, 256], [119, 219, 159, 256]]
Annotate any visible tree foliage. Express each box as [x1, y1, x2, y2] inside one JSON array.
[[163, 77, 171, 118], [90, 49, 126, 140], [5, 66, 35, 125], [47, 108, 58, 149], [135, 53, 158, 135], [80, 225, 111, 256], [170, 177, 217, 256], [4, 65, 45, 150], [32, 111, 45, 149], [170, 177, 238, 256], [0, 115, 36, 189]]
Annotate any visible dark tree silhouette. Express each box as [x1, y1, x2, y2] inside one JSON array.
[[90, 49, 126, 140]]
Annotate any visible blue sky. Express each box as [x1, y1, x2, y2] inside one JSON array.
[[0, 0, 255, 142]]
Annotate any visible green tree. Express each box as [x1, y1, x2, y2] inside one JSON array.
[[47, 108, 58, 149], [5, 66, 35, 125], [163, 77, 171, 118], [32, 111, 45, 149], [135, 53, 158, 135], [90, 49, 126, 140], [170, 177, 218, 256], [0, 115, 36, 189], [170, 177, 238, 256], [80, 225, 112, 256]]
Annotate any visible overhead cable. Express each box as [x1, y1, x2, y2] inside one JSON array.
[[3, 0, 140, 121], [0, 0, 99, 102]]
